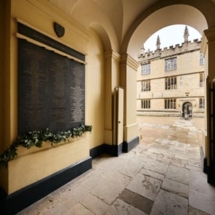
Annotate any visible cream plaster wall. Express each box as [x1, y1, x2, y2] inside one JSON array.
[[86, 29, 105, 149], [8, 136, 89, 193], [0, 0, 94, 194]]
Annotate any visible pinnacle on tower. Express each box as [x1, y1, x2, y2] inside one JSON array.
[[156, 35, 161, 50], [184, 26, 189, 42], [139, 44, 145, 55]]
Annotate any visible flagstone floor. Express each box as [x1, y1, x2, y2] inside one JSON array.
[[17, 117, 215, 215]]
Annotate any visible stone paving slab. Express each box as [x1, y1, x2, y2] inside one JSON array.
[[80, 193, 109, 215], [189, 206, 213, 215], [52, 185, 90, 210], [119, 189, 153, 214], [162, 178, 189, 198], [140, 168, 165, 181], [150, 189, 188, 215], [91, 172, 131, 205], [79, 168, 112, 191], [141, 157, 169, 174], [118, 157, 143, 177], [17, 194, 68, 215], [189, 189, 215, 215], [170, 156, 188, 167], [190, 170, 215, 198], [165, 164, 190, 185], [104, 199, 147, 215], [65, 203, 94, 215], [126, 173, 162, 201]]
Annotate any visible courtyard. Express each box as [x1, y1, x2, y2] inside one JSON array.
[[17, 116, 215, 215]]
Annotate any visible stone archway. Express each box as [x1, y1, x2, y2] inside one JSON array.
[[123, 1, 214, 182], [182, 102, 193, 118]]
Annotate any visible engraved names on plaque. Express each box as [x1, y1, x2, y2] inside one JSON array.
[[18, 33, 85, 134], [18, 40, 49, 133], [70, 64, 85, 124]]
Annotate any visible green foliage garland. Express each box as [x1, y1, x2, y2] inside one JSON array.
[[0, 124, 92, 168]]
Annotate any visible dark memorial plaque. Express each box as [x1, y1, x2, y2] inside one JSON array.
[[18, 27, 85, 134]]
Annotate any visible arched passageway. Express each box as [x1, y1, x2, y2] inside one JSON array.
[[1, 1, 215, 214], [125, 2, 215, 184]]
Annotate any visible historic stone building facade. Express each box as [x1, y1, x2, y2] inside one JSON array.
[[137, 27, 205, 118]]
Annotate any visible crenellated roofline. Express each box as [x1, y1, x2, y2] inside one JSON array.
[[138, 38, 202, 63]]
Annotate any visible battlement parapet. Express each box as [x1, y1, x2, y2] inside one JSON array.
[[138, 39, 201, 63]]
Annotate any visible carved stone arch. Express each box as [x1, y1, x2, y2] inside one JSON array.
[[89, 22, 112, 52], [182, 102, 193, 117], [122, 0, 214, 59]]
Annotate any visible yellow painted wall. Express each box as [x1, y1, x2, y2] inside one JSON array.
[[0, 0, 96, 194], [86, 29, 105, 149], [8, 136, 89, 193], [103, 51, 121, 145], [127, 67, 137, 126], [123, 57, 139, 142]]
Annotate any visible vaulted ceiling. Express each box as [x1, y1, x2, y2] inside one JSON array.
[[48, 0, 215, 58]]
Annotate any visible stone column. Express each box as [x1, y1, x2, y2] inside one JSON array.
[[104, 50, 120, 146], [120, 54, 139, 151]]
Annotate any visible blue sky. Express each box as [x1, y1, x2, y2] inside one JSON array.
[[144, 25, 202, 52]]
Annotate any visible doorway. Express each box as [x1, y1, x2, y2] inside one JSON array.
[[182, 102, 192, 117]]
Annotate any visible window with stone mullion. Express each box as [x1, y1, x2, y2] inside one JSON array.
[[199, 98, 205, 108], [165, 76, 177, 90], [141, 63, 151, 75], [165, 57, 177, 71], [141, 99, 150, 109], [165, 98, 176, 109], [200, 53, 204, 66], [141, 80, 150, 91], [200, 73, 204, 87]]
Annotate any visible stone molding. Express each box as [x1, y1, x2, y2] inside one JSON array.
[[104, 50, 120, 61], [204, 27, 215, 43], [200, 34, 208, 57], [201, 27, 215, 56], [120, 54, 139, 71]]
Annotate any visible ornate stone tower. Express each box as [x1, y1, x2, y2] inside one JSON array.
[[139, 44, 145, 55], [184, 26, 189, 42], [156, 35, 161, 50]]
